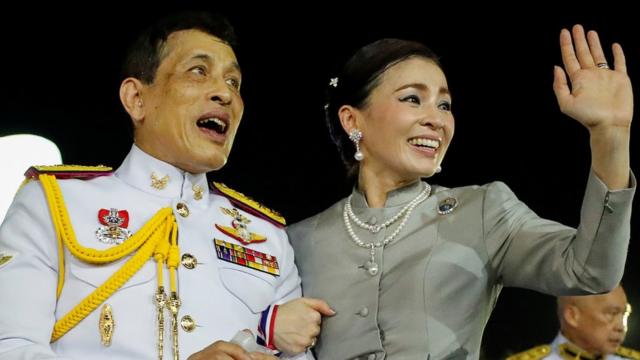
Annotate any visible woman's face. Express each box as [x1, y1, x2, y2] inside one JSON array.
[[356, 57, 454, 183]]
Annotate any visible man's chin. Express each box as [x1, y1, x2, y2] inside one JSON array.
[[202, 155, 228, 172], [174, 155, 228, 174], [603, 343, 622, 355]]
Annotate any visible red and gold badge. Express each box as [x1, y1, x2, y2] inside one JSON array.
[[95, 208, 132, 245]]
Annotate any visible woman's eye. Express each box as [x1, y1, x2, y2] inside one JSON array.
[[401, 95, 421, 104], [438, 101, 452, 111]]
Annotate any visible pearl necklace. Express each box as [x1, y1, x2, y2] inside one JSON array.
[[343, 183, 431, 276]]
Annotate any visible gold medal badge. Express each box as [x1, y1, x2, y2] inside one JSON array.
[[215, 207, 267, 245]]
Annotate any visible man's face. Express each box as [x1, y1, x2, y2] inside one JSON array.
[[573, 286, 629, 355], [135, 29, 244, 173]]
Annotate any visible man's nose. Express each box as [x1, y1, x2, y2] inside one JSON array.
[[208, 80, 232, 105], [614, 316, 627, 333]]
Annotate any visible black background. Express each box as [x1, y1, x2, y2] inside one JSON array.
[[1, 3, 638, 358]]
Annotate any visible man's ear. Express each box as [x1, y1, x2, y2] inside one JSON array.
[[564, 304, 581, 328], [338, 105, 362, 136], [119, 77, 146, 129]]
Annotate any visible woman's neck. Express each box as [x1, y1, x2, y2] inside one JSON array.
[[357, 167, 420, 208]]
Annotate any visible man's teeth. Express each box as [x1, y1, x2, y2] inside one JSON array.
[[198, 118, 227, 132], [408, 138, 440, 149]]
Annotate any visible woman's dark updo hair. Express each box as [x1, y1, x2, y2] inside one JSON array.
[[325, 38, 441, 175]]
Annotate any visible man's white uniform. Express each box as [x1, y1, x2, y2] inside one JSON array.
[[507, 333, 640, 360], [0, 145, 307, 359]]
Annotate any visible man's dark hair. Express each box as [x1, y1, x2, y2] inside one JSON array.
[[122, 11, 238, 84]]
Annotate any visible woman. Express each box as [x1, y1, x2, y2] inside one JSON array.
[[288, 25, 635, 359]]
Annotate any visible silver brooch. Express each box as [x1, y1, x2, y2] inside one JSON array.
[[329, 77, 339, 87], [437, 197, 458, 215]]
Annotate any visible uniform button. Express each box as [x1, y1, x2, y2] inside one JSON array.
[[358, 307, 369, 317], [368, 354, 376, 360], [176, 203, 190, 217], [180, 315, 196, 332], [181, 253, 197, 269], [369, 216, 377, 224]]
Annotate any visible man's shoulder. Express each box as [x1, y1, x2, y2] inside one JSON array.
[[210, 182, 286, 228], [12, 164, 114, 205], [506, 345, 553, 360], [24, 164, 113, 180], [615, 346, 640, 360]]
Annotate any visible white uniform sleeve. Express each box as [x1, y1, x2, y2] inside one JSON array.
[[0, 181, 75, 359], [256, 227, 314, 359], [273, 227, 302, 303]]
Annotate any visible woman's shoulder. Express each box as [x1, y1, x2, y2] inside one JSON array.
[[432, 180, 515, 196], [431, 181, 521, 211], [288, 197, 346, 231]]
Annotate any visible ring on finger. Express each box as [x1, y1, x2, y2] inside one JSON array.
[[596, 62, 610, 69]]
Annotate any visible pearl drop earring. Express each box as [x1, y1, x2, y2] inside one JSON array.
[[349, 129, 363, 161]]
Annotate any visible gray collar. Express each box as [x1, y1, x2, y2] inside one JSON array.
[[350, 180, 426, 209]]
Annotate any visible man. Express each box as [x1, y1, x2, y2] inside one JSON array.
[[0, 12, 331, 360], [508, 286, 639, 360]]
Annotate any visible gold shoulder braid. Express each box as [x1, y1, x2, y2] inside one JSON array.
[[38, 174, 181, 360], [18, 165, 113, 193], [617, 346, 640, 360], [211, 182, 286, 227], [506, 345, 551, 360], [25, 164, 113, 179]]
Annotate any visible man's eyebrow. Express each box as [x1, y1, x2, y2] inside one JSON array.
[[229, 61, 241, 74], [190, 54, 241, 74], [191, 54, 212, 62]]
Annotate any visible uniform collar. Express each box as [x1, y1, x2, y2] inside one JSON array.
[[350, 180, 426, 209], [553, 332, 606, 360], [114, 144, 210, 203]]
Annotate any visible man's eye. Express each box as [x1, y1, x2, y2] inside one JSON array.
[[226, 78, 241, 90], [190, 66, 206, 76]]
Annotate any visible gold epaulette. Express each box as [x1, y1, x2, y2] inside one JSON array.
[[25, 165, 113, 180], [211, 182, 286, 228], [506, 345, 551, 360], [617, 346, 640, 360]]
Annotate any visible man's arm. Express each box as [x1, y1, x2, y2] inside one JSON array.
[[257, 229, 333, 358], [0, 181, 70, 359]]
